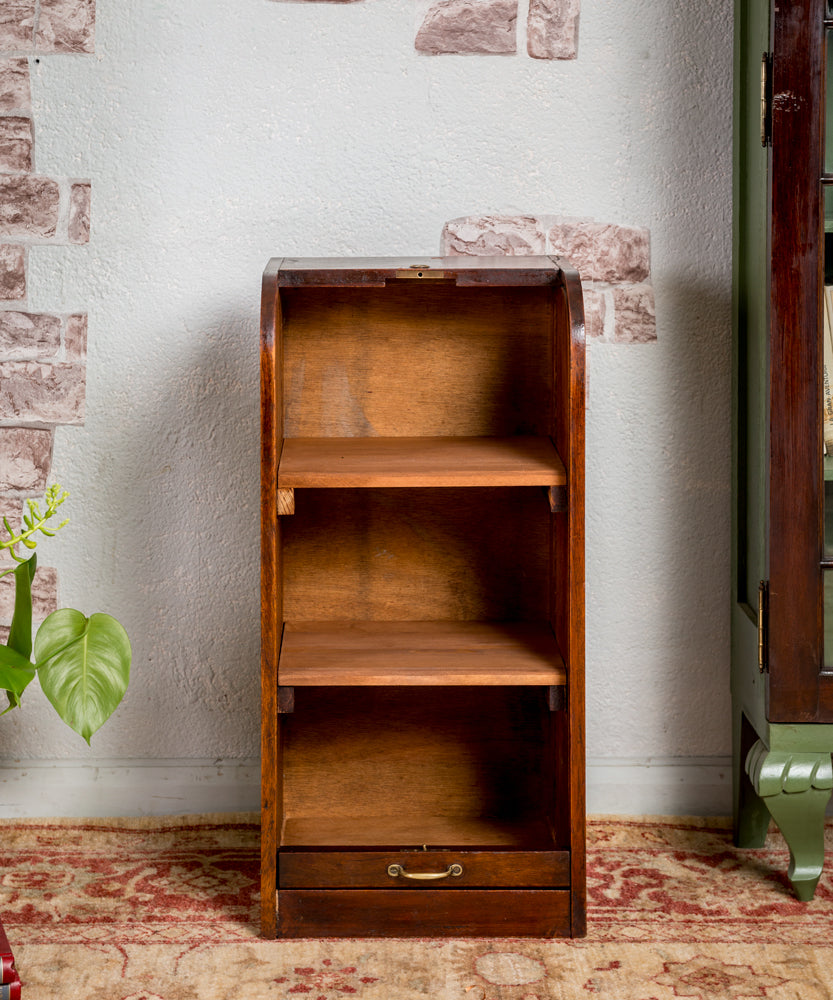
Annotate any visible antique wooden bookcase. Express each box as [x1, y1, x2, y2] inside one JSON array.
[[733, 0, 833, 898], [260, 256, 585, 937]]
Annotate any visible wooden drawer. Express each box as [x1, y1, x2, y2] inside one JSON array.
[[279, 849, 570, 888], [278, 888, 572, 937]]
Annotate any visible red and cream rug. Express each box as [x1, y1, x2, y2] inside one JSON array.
[[1, 814, 831, 998]]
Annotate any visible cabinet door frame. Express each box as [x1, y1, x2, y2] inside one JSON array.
[[768, 0, 829, 721]]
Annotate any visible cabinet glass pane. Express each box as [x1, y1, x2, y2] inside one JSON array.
[[826, 573, 833, 670]]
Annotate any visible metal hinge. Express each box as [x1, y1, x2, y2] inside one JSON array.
[[757, 580, 769, 672], [760, 52, 773, 147]]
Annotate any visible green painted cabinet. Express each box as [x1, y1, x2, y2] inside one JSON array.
[[733, 0, 833, 899]]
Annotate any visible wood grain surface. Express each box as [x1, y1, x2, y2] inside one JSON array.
[[278, 620, 566, 686], [278, 436, 566, 488], [276, 888, 572, 937]]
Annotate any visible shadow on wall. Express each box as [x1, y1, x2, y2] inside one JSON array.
[[649, 1, 734, 751], [109, 305, 262, 755]]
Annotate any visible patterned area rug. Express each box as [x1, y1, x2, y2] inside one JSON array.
[[1, 814, 832, 998]]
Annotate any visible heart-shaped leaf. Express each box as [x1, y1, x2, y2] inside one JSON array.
[[34, 609, 131, 744], [0, 643, 35, 714]]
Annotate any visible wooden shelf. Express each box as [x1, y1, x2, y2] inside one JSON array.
[[278, 436, 566, 489], [281, 814, 557, 848], [278, 620, 566, 686]]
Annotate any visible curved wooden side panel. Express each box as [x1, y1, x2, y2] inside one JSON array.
[[551, 257, 586, 937], [260, 258, 284, 938]]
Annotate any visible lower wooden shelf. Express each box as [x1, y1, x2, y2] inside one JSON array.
[[278, 620, 566, 686], [280, 814, 558, 848]]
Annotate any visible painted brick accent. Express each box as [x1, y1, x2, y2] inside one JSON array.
[[611, 283, 657, 344], [0, 3, 35, 52], [442, 214, 657, 343], [0, 177, 60, 239], [0, 59, 31, 112], [528, 0, 579, 59], [547, 221, 650, 283], [582, 287, 606, 341], [68, 181, 90, 244], [0, 116, 33, 173], [0, 244, 25, 300], [0, 0, 96, 632], [416, 0, 518, 54], [0, 428, 52, 493], [0, 361, 85, 424], [64, 314, 87, 360], [35, 0, 95, 53], [442, 215, 545, 255], [0, 311, 61, 359], [0, 564, 57, 621]]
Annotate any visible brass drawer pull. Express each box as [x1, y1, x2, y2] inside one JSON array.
[[387, 862, 463, 881]]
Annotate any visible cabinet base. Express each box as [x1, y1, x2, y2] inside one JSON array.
[[275, 888, 573, 937]]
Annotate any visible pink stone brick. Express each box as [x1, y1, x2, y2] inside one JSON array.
[[0, 60, 31, 112], [0, 3, 35, 51], [0, 361, 85, 424], [68, 182, 90, 244], [547, 221, 651, 283], [0, 311, 61, 360], [416, 0, 517, 54], [0, 177, 60, 239], [0, 428, 52, 492], [64, 314, 86, 360], [582, 287, 606, 340], [0, 245, 25, 300], [35, 0, 94, 53], [527, 0, 579, 59], [0, 117, 33, 173], [0, 563, 57, 622], [441, 215, 546, 256], [611, 282, 657, 343]]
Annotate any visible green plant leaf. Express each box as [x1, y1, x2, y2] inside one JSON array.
[[7, 553, 36, 659], [34, 610, 131, 744], [0, 644, 36, 713]]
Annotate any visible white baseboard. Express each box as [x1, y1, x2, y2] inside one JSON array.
[[0, 758, 262, 818], [0, 756, 734, 819], [586, 756, 733, 816]]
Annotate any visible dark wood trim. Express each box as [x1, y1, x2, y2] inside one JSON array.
[[278, 255, 561, 288], [767, 0, 827, 721]]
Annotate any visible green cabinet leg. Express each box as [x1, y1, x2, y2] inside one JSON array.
[[733, 710, 770, 848], [746, 741, 833, 900]]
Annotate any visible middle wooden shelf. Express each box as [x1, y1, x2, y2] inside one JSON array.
[[278, 620, 566, 687], [278, 436, 566, 489]]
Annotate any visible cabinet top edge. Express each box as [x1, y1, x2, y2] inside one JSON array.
[[267, 256, 569, 287]]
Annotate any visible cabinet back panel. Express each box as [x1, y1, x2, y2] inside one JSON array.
[[282, 487, 551, 621], [282, 687, 549, 824], [280, 285, 553, 437]]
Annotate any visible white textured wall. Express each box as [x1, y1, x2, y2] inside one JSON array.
[[0, 0, 734, 813]]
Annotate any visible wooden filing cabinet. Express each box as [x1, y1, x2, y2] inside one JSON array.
[[260, 255, 586, 937]]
